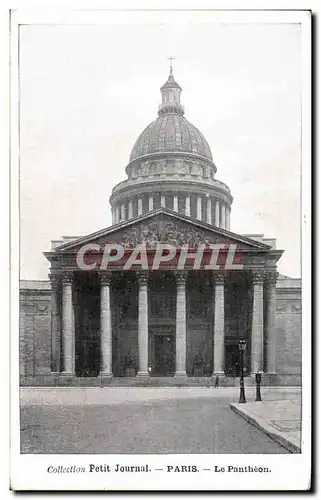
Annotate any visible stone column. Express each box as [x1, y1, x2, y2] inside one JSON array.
[[161, 194, 166, 207], [100, 273, 113, 377], [49, 273, 60, 372], [173, 195, 178, 212], [112, 207, 116, 225], [115, 205, 120, 223], [61, 272, 74, 375], [120, 204, 126, 221], [213, 273, 225, 375], [197, 196, 202, 220], [185, 195, 191, 216], [251, 270, 265, 373], [206, 196, 212, 224], [221, 205, 226, 229], [215, 201, 220, 227], [266, 272, 278, 373], [137, 272, 149, 377], [225, 208, 230, 230], [137, 197, 143, 216], [175, 271, 188, 377], [149, 195, 154, 211], [128, 201, 133, 219]]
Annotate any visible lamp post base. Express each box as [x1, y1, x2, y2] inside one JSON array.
[[238, 376, 247, 403], [238, 388, 247, 404]]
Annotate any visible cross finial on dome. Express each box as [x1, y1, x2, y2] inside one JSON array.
[[168, 56, 175, 75]]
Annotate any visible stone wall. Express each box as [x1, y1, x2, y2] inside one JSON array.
[[275, 276, 302, 384], [20, 281, 51, 382]]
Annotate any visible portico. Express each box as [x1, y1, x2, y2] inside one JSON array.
[[47, 211, 281, 383]]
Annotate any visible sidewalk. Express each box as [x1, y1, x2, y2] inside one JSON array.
[[230, 399, 301, 453]]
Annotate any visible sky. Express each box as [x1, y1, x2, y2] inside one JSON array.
[[18, 20, 302, 280]]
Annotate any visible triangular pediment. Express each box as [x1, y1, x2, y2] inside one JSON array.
[[52, 208, 271, 253]]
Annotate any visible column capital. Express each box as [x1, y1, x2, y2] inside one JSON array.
[[265, 271, 278, 285], [100, 272, 112, 285], [252, 269, 265, 284], [213, 272, 225, 284], [48, 272, 60, 287], [62, 271, 74, 285], [137, 271, 149, 285], [175, 271, 188, 286]]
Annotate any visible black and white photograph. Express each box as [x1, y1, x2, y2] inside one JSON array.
[[9, 7, 311, 491]]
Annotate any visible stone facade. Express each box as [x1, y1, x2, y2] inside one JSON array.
[[20, 281, 52, 383], [274, 276, 302, 385]]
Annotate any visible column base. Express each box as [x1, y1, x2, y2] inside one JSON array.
[[212, 371, 225, 376], [61, 371, 75, 376], [174, 371, 187, 379], [251, 372, 277, 386], [100, 372, 113, 378], [136, 371, 149, 378]]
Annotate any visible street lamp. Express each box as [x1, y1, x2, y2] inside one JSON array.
[[238, 339, 247, 403]]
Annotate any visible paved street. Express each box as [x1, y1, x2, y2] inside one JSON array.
[[20, 388, 297, 454]]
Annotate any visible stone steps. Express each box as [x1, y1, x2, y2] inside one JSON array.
[[20, 375, 256, 387], [20, 373, 301, 387]]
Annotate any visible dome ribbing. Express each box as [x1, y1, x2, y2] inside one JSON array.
[[129, 113, 213, 162]]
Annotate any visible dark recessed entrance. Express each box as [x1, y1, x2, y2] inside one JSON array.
[[225, 343, 250, 377], [74, 273, 101, 377], [151, 333, 175, 376], [225, 345, 241, 377]]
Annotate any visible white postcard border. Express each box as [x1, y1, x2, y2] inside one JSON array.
[[9, 5, 311, 492]]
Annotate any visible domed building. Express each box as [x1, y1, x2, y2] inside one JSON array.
[[109, 67, 232, 230], [19, 65, 302, 387]]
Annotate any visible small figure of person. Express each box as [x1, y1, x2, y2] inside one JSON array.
[[214, 375, 219, 388]]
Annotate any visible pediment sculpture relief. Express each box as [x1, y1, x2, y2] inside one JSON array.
[[119, 221, 227, 248]]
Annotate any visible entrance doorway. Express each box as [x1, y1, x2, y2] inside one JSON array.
[[75, 338, 100, 377], [74, 274, 101, 377], [225, 344, 249, 376], [225, 345, 241, 377], [152, 334, 175, 376]]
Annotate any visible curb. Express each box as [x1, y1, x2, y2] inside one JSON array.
[[230, 403, 301, 454]]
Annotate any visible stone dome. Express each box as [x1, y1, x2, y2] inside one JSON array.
[[129, 113, 213, 162], [110, 65, 233, 232]]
